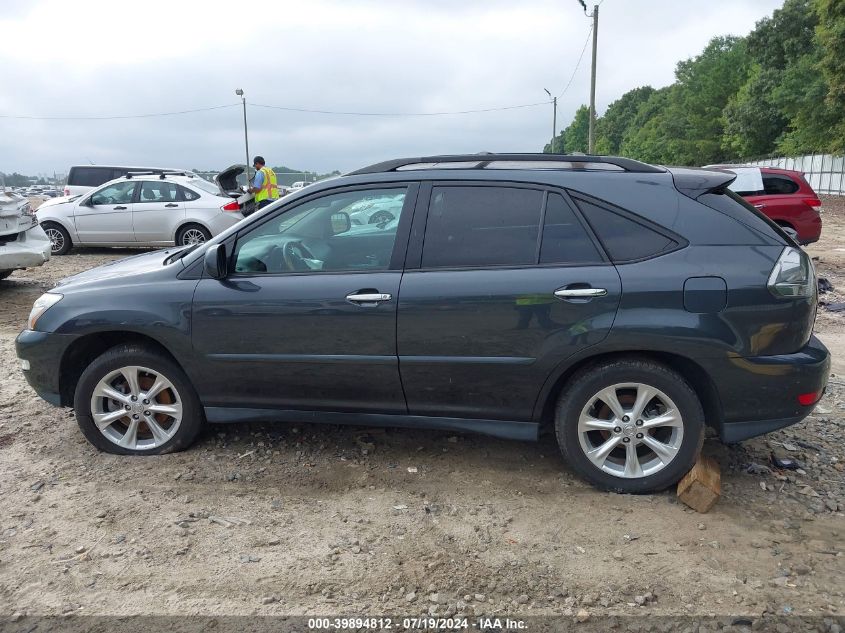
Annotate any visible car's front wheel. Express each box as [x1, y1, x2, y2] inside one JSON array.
[[555, 358, 704, 493], [41, 221, 72, 255], [74, 344, 203, 455]]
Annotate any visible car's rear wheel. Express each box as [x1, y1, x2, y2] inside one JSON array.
[[74, 344, 203, 455], [555, 358, 704, 493], [42, 221, 72, 255], [176, 224, 211, 247]]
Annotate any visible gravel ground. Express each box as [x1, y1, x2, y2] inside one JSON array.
[[0, 200, 843, 621]]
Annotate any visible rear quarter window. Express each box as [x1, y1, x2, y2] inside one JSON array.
[[763, 174, 800, 195], [572, 196, 677, 262], [698, 190, 791, 245]]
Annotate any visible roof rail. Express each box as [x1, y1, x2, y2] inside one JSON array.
[[125, 170, 193, 180], [348, 153, 664, 175]]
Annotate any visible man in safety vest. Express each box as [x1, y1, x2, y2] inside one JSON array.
[[248, 156, 279, 210]]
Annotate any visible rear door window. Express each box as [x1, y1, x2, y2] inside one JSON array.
[[138, 181, 179, 203], [540, 193, 603, 264], [421, 186, 543, 268], [572, 196, 676, 262]]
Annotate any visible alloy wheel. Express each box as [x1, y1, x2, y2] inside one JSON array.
[[181, 228, 206, 245], [44, 227, 64, 253], [89, 365, 183, 451], [577, 382, 684, 478]]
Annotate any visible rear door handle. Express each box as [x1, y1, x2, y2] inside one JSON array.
[[114, 205, 127, 210], [165, 203, 178, 208], [346, 292, 392, 304], [753, 203, 765, 209], [554, 288, 607, 298]]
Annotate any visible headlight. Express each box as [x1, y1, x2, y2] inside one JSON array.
[[28, 292, 63, 330]]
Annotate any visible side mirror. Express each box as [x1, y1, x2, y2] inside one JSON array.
[[782, 226, 799, 242], [330, 211, 351, 235], [80, 197, 93, 207], [204, 244, 228, 279]]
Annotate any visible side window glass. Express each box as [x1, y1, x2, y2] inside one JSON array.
[[574, 197, 674, 262], [762, 175, 799, 195], [421, 186, 542, 268], [179, 185, 200, 201], [90, 181, 135, 206], [234, 188, 407, 274], [72, 167, 114, 187], [540, 193, 603, 264], [139, 181, 179, 203]]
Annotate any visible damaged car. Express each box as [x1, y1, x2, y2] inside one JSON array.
[[0, 180, 51, 280]]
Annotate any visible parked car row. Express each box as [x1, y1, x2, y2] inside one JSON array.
[[15, 153, 829, 495]]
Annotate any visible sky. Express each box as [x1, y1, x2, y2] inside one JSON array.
[[0, 0, 784, 177]]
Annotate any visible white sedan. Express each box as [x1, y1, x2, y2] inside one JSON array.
[[36, 168, 255, 255]]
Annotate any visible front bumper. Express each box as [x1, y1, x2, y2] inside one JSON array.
[[0, 224, 51, 270], [15, 329, 78, 407], [704, 335, 830, 442]]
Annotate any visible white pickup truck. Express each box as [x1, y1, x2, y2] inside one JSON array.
[[0, 183, 51, 280]]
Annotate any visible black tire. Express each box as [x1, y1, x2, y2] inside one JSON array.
[[41, 221, 72, 255], [555, 357, 705, 494], [176, 224, 211, 247], [73, 344, 203, 455], [0, 270, 12, 280]]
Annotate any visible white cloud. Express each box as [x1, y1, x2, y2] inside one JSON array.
[[0, 0, 783, 175]]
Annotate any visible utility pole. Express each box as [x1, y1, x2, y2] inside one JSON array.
[[543, 89, 558, 151], [588, 4, 599, 154], [235, 89, 250, 187]]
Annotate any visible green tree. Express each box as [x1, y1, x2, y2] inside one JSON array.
[[594, 86, 655, 155], [545, 105, 590, 154]]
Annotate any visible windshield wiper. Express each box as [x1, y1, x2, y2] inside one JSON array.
[[163, 244, 199, 265]]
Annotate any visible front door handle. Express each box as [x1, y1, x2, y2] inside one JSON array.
[[753, 203, 765, 209], [114, 205, 127, 210], [346, 292, 392, 304], [165, 203, 178, 208], [554, 288, 607, 298]]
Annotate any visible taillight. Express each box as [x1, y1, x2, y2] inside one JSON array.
[[63, 187, 70, 196], [806, 198, 822, 210], [768, 247, 814, 298], [798, 391, 821, 406], [221, 200, 240, 212]]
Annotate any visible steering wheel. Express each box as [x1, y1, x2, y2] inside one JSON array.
[[283, 241, 315, 271]]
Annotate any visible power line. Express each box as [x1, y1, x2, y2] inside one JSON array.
[[0, 103, 241, 121], [558, 24, 593, 99], [249, 101, 551, 117]]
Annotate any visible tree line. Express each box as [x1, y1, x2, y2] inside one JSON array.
[[544, 0, 844, 165]]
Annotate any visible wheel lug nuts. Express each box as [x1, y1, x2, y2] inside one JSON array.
[[143, 399, 149, 405], [132, 414, 139, 420], [622, 437, 630, 443], [622, 415, 629, 422], [124, 405, 131, 411], [613, 426, 622, 433], [131, 395, 137, 401], [636, 419, 643, 426], [144, 411, 150, 416], [636, 433, 644, 439]]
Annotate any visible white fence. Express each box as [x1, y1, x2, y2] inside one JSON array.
[[739, 154, 845, 195]]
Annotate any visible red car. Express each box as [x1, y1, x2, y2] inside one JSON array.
[[713, 166, 823, 244]]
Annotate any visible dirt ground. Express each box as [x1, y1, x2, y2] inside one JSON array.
[[0, 199, 844, 622]]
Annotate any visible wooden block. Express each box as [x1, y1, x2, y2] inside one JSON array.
[[677, 455, 721, 513]]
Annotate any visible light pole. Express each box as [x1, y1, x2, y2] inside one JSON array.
[[586, 4, 599, 154], [235, 89, 250, 187], [544, 88, 557, 152]]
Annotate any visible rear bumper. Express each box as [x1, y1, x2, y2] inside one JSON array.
[[706, 335, 830, 442], [0, 224, 51, 270], [15, 329, 78, 407]]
